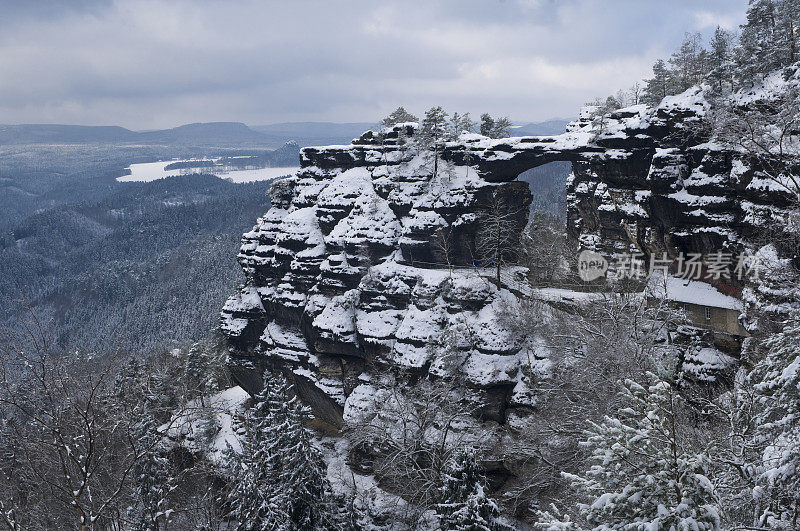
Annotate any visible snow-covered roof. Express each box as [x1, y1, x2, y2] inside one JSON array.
[[647, 275, 742, 310]]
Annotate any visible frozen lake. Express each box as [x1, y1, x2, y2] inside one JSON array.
[[118, 160, 299, 183]]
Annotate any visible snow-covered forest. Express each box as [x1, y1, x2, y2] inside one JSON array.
[[2, 1, 800, 530]]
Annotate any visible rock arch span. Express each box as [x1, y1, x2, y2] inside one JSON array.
[[222, 88, 790, 428]]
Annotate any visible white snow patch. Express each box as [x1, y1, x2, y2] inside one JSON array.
[[162, 386, 250, 462], [647, 275, 742, 310]]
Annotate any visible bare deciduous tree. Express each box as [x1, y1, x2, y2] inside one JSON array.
[[476, 194, 524, 283], [344, 376, 481, 516], [0, 309, 230, 530], [713, 86, 800, 199], [0, 340, 145, 529], [496, 289, 689, 518], [521, 211, 571, 286]]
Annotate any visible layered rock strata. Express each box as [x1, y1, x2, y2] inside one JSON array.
[[222, 79, 798, 428]]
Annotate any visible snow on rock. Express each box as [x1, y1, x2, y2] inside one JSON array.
[[258, 320, 310, 362], [355, 309, 405, 339], [312, 290, 359, 349], [394, 304, 445, 345], [463, 352, 522, 387], [682, 346, 737, 382], [648, 275, 743, 311], [223, 88, 799, 433], [220, 286, 265, 340], [162, 386, 250, 462], [276, 206, 325, 248], [327, 191, 400, 247]]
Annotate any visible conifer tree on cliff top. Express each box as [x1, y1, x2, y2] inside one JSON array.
[[381, 106, 419, 127]]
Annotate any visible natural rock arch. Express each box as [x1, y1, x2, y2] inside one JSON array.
[[222, 89, 792, 429]]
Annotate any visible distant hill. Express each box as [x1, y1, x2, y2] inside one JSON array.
[[0, 124, 139, 144], [0, 121, 376, 148], [252, 122, 378, 147], [0, 122, 268, 147], [512, 118, 574, 136], [138, 122, 268, 145], [0, 119, 576, 148]]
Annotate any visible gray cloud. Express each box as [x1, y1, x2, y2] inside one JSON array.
[[0, 0, 747, 129]]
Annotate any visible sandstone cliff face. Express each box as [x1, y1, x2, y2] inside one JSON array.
[[565, 88, 796, 270], [221, 124, 541, 429], [221, 81, 796, 429]]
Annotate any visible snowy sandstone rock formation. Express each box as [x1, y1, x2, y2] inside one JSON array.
[[221, 79, 798, 431]]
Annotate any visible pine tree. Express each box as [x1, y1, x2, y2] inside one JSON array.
[[642, 59, 672, 106], [228, 371, 333, 530], [561, 373, 721, 530], [737, 0, 780, 85], [184, 342, 218, 404], [450, 112, 476, 137], [479, 113, 495, 137], [334, 489, 385, 531], [129, 407, 175, 531], [114, 355, 146, 408], [669, 32, 708, 93], [776, 0, 800, 67], [479, 114, 512, 138], [435, 448, 511, 531], [227, 374, 291, 530], [706, 27, 734, 94], [751, 313, 800, 526], [145, 352, 185, 418], [418, 106, 452, 179], [381, 106, 419, 127]]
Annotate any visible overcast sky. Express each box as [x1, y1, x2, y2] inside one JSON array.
[[0, 0, 747, 130]]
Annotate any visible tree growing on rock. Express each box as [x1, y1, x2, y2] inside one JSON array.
[[381, 106, 419, 127], [586, 95, 624, 135], [479, 114, 512, 138], [184, 340, 220, 405], [712, 84, 800, 201], [476, 193, 523, 283], [706, 26, 734, 95], [642, 59, 673, 106], [450, 112, 477, 137], [736, 0, 781, 84], [668, 32, 710, 93], [418, 106, 452, 179]]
